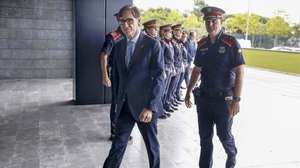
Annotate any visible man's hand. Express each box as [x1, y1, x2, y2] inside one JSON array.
[[139, 108, 153, 123], [185, 93, 193, 108], [228, 101, 240, 117], [102, 76, 111, 87]]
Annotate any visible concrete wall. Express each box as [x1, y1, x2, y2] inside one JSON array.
[[0, 0, 73, 79]]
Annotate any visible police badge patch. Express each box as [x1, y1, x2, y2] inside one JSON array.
[[218, 46, 226, 54]]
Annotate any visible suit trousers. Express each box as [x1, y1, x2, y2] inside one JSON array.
[[103, 101, 160, 168], [110, 76, 118, 136]]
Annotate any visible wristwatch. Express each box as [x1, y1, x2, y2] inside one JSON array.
[[233, 96, 241, 102]]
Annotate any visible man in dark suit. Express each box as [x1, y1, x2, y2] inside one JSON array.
[[103, 5, 164, 168]]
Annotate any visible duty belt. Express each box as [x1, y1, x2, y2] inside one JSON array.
[[193, 87, 233, 101]]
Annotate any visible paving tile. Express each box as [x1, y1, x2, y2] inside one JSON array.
[[0, 68, 300, 168]]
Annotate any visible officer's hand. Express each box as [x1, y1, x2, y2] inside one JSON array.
[[229, 101, 240, 117], [185, 93, 193, 108], [139, 108, 153, 123], [102, 76, 111, 87]]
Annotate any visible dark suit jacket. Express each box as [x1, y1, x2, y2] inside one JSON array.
[[113, 32, 164, 121]]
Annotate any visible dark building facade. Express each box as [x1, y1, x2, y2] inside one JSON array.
[[0, 0, 132, 104]]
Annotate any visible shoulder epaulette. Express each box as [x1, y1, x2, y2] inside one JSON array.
[[109, 31, 122, 42], [197, 36, 208, 48], [221, 34, 237, 47]]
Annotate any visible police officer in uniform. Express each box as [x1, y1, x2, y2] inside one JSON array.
[[143, 19, 169, 119], [185, 6, 245, 168], [143, 19, 159, 39], [159, 23, 175, 119], [172, 24, 185, 104], [183, 31, 197, 87], [175, 30, 188, 101], [164, 24, 183, 112]]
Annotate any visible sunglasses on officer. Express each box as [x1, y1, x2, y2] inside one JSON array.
[[205, 18, 221, 25]]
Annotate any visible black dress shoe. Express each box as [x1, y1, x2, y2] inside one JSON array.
[[172, 103, 179, 107], [177, 98, 184, 102], [165, 107, 174, 113], [171, 106, 178, 111], [159, 114, 168, 119], [164, 112, 171, 117]]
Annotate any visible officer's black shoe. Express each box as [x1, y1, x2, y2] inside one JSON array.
[[165, 107, 174, 113], [172, 103, 179, 107], [174, 100, 181, 105], [171, 106, 178, 111], [159, 114, 168, 119], [165, 112, 171, 117]]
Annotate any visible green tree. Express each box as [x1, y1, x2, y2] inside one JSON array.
[[225, 13, 265, 36], [266, 16, 291, 46], [182, 13, 206, 37], [192, 0, 206, 17], [291, 23, 300, 38], [141, 8, 184, 26]]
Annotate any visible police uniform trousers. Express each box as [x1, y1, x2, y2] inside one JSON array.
[[184, 63, 192, 87], [171, 70, 182, 102], [196, 96, 237, 168], [103, 100, 160, 168], [110, 77, 118, 135], [175, 69, 186, 99], [162, 69, 172, 105], [165, 70, 180, 108], [110, 67, 119, 136]]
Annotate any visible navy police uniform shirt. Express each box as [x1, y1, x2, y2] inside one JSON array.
[[172, 38, 183, 69], [180, 42, 188, 66], [100, 30, 124, 66], [185, 38, 197, 64], [160, 39, 175, 71], [194, 30, 245, 91]]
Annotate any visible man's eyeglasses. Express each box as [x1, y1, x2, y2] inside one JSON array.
[[118, 18, 135, 26]]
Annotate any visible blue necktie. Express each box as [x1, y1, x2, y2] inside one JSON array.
[[126, 40, 134, 67]]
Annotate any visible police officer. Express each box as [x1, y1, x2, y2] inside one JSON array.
[[185, 6, 245, 168], [174, 30, 188, 101], [100, 13, 129, 141], [159, 23, 175, 119], [164, 24, 183, 112], [183, 31, 197, 86], [143, 19, 159, 39]]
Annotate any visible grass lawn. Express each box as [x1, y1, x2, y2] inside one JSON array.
[[243, 49, 300, 75]]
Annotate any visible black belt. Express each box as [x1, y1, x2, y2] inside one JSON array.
[[193, 87, 232, 98], [201, 90, 231, 97]]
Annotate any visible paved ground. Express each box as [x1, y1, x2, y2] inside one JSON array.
[[0, 67, 300, 168]]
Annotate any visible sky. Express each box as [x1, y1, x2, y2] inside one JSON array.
[[133, 0, 300, 24]]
